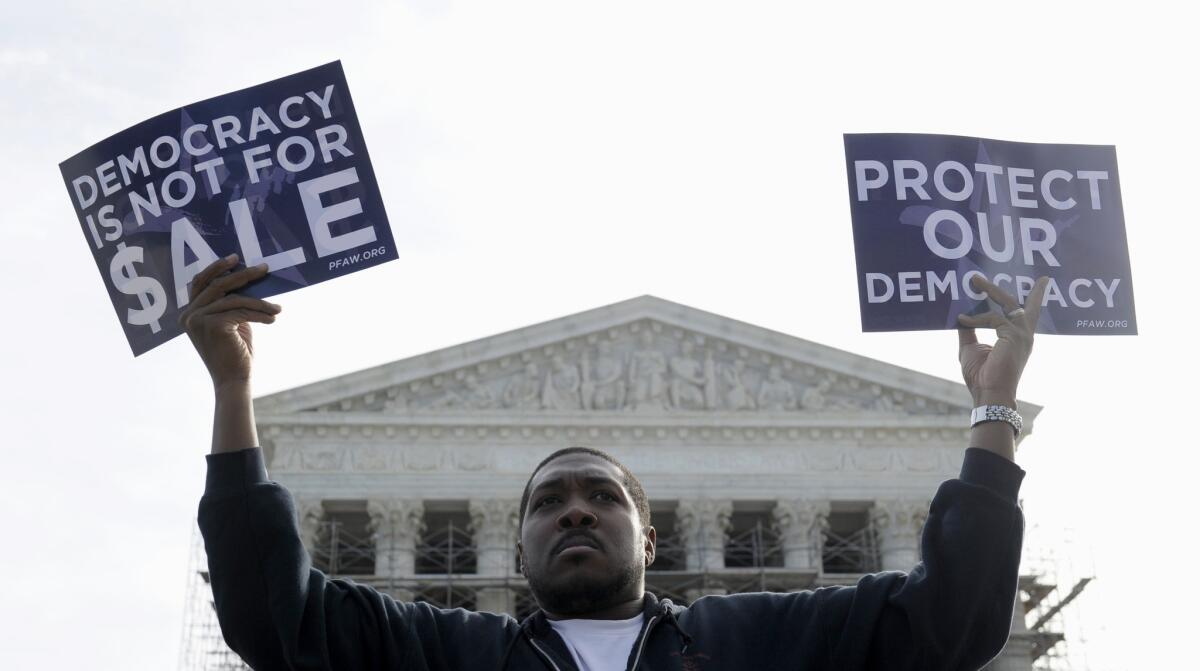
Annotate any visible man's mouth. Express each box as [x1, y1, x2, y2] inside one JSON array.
[[553, 533, 601, 556]]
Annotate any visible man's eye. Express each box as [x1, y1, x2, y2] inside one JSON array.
[[594, 491, 616, 502], [534, 496, 559, 510]]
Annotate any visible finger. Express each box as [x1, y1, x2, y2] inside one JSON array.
[[969, 274, 1019, 313], [214, 308, 278, 327], [957, 312, 1008, 331], [187, 294, 282, 322], [189, 307, 278, 331], [190, 263, 270, 310], [1023, 276, 1050, 329], [957, 326, 978, 347], [189, 254, 241, 303]]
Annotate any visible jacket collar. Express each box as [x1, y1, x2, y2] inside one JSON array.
[[519, 593, 693, 670], [522, 592, 667, 637]]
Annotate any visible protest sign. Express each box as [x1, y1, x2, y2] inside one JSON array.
[[843, 133, 1136, 335], [60, 61, 396, 356]]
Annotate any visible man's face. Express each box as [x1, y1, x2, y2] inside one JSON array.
[[518, 454, 654, 616]]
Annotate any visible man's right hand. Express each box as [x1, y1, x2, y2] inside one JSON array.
[[179, 254, 281, 389]]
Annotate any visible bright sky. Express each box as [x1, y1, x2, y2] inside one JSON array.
[[1, 1, 1194, 668]]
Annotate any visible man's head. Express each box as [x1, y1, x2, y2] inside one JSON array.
[[517, 447, 655, 617]]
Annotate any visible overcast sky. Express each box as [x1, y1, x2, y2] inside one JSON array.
[[1, 1, 1195, 668]]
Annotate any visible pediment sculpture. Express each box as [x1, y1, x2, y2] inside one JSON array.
[[312, 322, 955, 417]]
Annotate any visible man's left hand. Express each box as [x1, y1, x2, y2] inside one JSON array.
[[956, 275, 1050, 408]]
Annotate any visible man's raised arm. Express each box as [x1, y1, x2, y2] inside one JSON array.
[[183, 257, 515, 670], [814, 275, 1049, 670], [179, 253, 277, 456]]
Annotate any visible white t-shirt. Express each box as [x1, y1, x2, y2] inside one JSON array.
[[547, 613, 645, 671]]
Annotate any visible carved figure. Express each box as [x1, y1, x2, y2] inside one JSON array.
[[582, 341, 626, 410], [757, 365, 797, 411], [627, 331, 668, 411], [721, 359, 756, 411], [382, 395, 409, 412], [502, 363, 542, 409], [425, 375, 492, 410], [426, 389, 463, 409], [801, 378, 829, 410], [463, 374, 496, 409], [871, 384, 895, 412], [541, 355, 582, 410], [669, 341, 710, 410]]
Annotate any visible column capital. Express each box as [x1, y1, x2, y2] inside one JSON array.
[[292, 496, 325, 550], [871, 498, 930, 571], [470, 499, 520, 577], [870, 499, 929, 543], [468, 499, 519, 543], [771, 499, 830, 538], [366, 498, 426, 578], [772, 499, 829, 571], [676, 498, 733, 571], [366, 498, 426, 543]]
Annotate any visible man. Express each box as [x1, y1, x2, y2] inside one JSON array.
[[187, 255, 1045, 670]]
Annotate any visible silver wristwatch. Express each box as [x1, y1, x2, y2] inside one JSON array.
[[970, 405, 1023, 436]]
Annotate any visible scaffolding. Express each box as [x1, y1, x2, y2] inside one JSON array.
[[1017, 525, 1096, 671], [178, 524, 251, 671], [181, 510, 1085, 670]]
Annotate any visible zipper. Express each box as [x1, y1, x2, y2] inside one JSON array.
[[529, 611, 663, 671], [528, 637, 565, 671], [628, 613, 661, 671]]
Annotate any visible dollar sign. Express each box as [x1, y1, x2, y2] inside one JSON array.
[[109, 242, 167, 334]]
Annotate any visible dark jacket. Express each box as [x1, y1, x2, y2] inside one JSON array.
[[199, 447, 1024, 670]]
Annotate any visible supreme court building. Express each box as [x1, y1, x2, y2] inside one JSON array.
[[182, 296, 1063, 670]]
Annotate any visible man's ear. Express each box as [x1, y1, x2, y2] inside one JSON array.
[[644, 525, 656, 568], [517, 541, 527, 577]]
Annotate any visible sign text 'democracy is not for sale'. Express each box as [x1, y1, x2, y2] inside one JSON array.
[[60, 61, 397, 356], [843, 133, 1135, 335]]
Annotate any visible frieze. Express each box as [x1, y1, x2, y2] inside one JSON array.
[[898, 448, 941, 472], [300, 446, 345, 472], [264, 441, 965, 478], [262, 419, 971, 444], [297, 320, 964, 418], [351, 446, 390, 471], [850, 449, 894, 472]]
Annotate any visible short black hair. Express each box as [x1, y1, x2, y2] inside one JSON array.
[[518, 447, 651, 531]]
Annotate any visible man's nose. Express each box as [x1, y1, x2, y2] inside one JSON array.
[[557, 504, 598, 529]]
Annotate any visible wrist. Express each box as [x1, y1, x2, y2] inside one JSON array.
[[213, 378, 252, 399], [970, 422, 1016, 462], [974, 390, 1017, 408], [210, 379, 258, 455]]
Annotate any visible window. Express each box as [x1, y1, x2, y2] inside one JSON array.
[[724, 505, 784, 569], [416, 508, 477, 575], [821, 508, 880, 574], [648, 506, 685, 572], [311, 501, 375, 576]]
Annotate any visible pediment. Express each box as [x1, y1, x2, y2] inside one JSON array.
[[253, 296, 1039, 423]]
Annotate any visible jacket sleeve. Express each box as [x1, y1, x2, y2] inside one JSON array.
[[197, 447, 514, 671], [818, 447, 1026, 670]]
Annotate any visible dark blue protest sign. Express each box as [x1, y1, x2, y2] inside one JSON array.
[[843, 133, 1136, 335], [60, 61, 396, 356]]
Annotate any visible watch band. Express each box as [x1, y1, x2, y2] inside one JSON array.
[[970, 405, 1023, 436]]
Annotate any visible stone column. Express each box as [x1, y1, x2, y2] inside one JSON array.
[[367, 499, 425, 600], [470, 499, 519, 615], [293, 496, 325, 554], [772, 499, 830, 571], [676, 499, 733, 572], [871, 499, 929, 571]]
